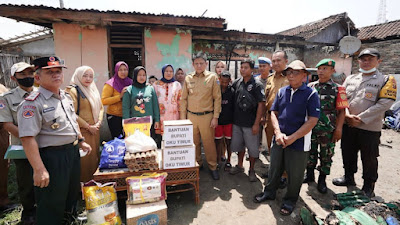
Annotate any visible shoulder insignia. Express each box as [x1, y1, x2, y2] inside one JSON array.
[[0, 99, 6, 109], [25, 91, 40, 101], [22, 110, 34, 119], [379, 75, 397, 100], [336, 86, 349, 109]]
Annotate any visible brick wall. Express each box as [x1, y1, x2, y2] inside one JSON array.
[[352, 39, 400, 74]]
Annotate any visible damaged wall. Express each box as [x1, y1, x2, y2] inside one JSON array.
[[193, 40, 304, 77], [308, 22, 348, 44], [53, 23, 109, 92], [352, 39, 400, 75], [19, 38, 55, 56], [144, 27, 192, 78], [303, 45, 353, 77]]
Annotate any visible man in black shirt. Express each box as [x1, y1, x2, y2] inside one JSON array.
[[215, 71, 235, 170], [230, 59, 266, 182]]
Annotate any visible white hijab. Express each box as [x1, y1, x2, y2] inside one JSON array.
[[70, 66, 103, 123]]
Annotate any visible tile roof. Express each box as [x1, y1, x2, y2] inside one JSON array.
[[0, 4, 224, 21], [277, 13, 354, 40], [357, 20, 400, 41]]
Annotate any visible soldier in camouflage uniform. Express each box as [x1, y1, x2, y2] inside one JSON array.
[[304, 59, 348, 194]]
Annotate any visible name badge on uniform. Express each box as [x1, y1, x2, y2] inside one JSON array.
[[43, 107, 55, 113]]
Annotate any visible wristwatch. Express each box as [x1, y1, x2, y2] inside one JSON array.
[[78, 137, 85, 144]]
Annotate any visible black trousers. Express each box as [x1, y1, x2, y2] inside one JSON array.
[[341, 125, 381, 183], [107, 114, 123, 139], [36, 143, 80, 225], [14, 159, 35, 219]]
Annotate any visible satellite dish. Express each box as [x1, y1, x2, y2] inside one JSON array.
[[339, 36, 361, 55]]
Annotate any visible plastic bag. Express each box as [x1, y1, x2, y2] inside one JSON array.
[[123, 116, 152, 137], [82, 180, 122, 225], [99, 138, 127, 169], [125, 130, 157, 154], [126, 172, 168, 205]]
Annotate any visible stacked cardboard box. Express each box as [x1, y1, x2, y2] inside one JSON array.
[[162, 120, 195, 169]]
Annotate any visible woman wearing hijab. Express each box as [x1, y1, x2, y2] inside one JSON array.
[[101, 61, 132, 138], [122, 66, 160, 134], [175, 68, 186, 86], [66, 66, 104, 182], [153, 64, 182, 134]]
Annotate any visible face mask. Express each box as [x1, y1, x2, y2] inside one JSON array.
[[16, 77, 35, 88], [359, 67, 376, 74]]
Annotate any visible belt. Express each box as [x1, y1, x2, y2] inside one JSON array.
[[40, 141, 78, 151], [187, 110, 213, 116]]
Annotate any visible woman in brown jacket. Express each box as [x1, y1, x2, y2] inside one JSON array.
[[66, 66, 104, 182]]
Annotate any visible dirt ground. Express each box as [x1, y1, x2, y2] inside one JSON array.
[[1, 129, 398, 224], [164, 128, 400, 225]]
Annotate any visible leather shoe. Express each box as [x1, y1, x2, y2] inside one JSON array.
[[253, 192, 276, 203], [211, 170, 220, 180], [332, 175, 356, 186], [362, 182, 375, 198]]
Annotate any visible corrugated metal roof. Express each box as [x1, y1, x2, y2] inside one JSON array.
[[0, 4, 224, 21], [277, 13, 354, 40], [357, 20, 400, 41]]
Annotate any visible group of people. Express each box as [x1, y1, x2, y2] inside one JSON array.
[[0, 57, 187, 224], [0, 47, 396, 224]]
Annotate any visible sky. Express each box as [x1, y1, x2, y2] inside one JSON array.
[[0, 0, 400, 39]]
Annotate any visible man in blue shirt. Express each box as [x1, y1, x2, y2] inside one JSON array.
[[254, 60, 320, 216]]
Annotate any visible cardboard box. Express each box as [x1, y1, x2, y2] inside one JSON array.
[[4, 145, 26, 159], [163, 120, 193, 147], [126, 200, 167, 225], [162, 144, 195, 169], [123, 116, 152, 137]]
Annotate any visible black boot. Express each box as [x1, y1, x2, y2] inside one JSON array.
[[303, 168, 315, 183], [332, 174, 356, 186], [362, 181, 375, 198], [317, 173, 327, 194]]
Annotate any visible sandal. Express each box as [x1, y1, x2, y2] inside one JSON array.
[[224, 162, 232, 171], [280, 203, 294, 216]]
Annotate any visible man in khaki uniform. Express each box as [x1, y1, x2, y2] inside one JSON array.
[[180, 52, 222, 180], [0, 62, 37, 224], [264, 50, 290, 154], [18, 56, 91, 225]]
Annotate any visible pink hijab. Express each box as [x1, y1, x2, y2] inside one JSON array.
[[105, 61, 132, 93]]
